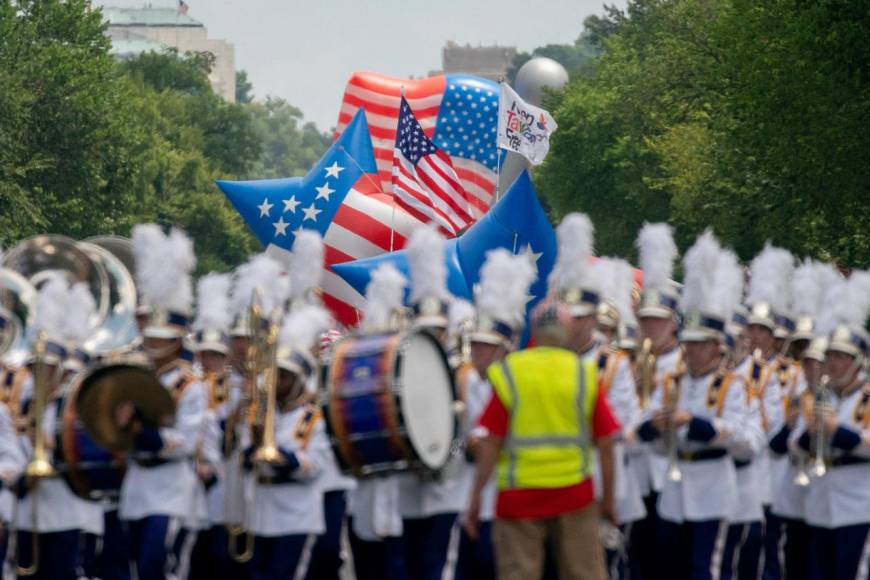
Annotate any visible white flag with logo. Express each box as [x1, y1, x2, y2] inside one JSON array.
[[497, 83, 558, 166]]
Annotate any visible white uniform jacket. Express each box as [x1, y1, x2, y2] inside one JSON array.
[[629, 346, 682, 497], [16, 392, 104, 534], [582, 345, 646, 524], [120, 360, 207, 521], [791, 381, 870, 529], [639, 367, 750, 523], [248, 403, 328, 537]]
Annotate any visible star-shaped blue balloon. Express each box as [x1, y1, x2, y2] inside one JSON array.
[[332, 170, 557, 328], [216, 109, 377, 250]]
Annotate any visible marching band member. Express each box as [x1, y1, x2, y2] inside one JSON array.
[[739, 245, 793, 579], [788, 271, 870, 580], [188, 273, 233, 580], [593, 257, 647, 578], [348, 263, 410, 580], [220, 253, 291, 579], [285, 231, 355, 580], [637, 232, 749, 580], [456, 247, 536, 580], [242, 303, 332, 580], [631, 222, 682, 580], [119, 225, 207, 580], [12, 278, 102, 580], [769, 260, 840, 580], [399, 225, 467, 580]]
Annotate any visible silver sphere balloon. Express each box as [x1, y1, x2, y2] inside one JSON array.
[[497, 57, 569, 194], [513, 57, 570, 106]]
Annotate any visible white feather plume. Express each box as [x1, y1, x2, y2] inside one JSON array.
[[63, 282, 96, 344], [132, 224, 196, 314], [747, 244, 794, 314], [709, 248, 743, 320], [230, 254, 291, 316], [680, 230, 721, 313], [595, 257, 636, 325], [548, 213, 595, 292], [817, 276, 850, 337], [194, 273, 232, 332], [478, 248, 536, 326], [32, 276, 71, 341], [406, 225, 449, 303], [290, 230, 324, 301], [790, 260, 840, 320], [448, 299, 475, 334], [361, 263, 407, 332], [280, 303, 333, 353], [636, 222, 677, 292]]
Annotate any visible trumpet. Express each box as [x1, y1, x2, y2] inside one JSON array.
[[811, 374, 832, 478], [16, 333, 57, 577], [636, 338, 657, 409], [664, 358, 686, 482]]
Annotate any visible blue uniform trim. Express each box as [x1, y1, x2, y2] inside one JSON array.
[[830, 426, 862, 451], [769, 424, 792, 455], [637, 420, 660, 442], [687, 417, 716, 443], [276, 448, 301, 475], [134, 426, 164, 453]]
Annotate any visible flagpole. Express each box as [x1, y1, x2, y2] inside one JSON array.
[[494, 78, 504, 205]]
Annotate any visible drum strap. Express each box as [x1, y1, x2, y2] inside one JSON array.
[[295, 404, 322, 451]]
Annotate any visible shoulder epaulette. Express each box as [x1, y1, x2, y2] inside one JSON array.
[[706, 371, 737, 417], [854, 383, 870, 429], [295, 403, 322, 450], [597, 348, 625, 394]]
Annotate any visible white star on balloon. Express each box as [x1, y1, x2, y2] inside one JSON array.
[[302, 203, 322, 222], [282, 195, 300, 213], [520, 244, 543, 274], [315, 183, 335, 202], [257, 198, 273, 218], [324, 162, 345, 179], [273, 216, 289, 237]]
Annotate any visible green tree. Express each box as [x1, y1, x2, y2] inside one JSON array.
[[248, 97, 332, 179], [235, 69, 254, 104]]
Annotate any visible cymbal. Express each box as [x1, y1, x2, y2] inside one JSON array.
[[76, 362, 175, 453]]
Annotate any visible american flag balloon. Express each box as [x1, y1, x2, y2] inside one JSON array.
[[336, 72, 503, 220]]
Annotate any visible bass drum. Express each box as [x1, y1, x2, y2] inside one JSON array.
[[322, 330, 457, 477], [56, 373, 125, 501]]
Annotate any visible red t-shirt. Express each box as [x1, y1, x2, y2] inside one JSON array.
[[478, 388, 620, 519]]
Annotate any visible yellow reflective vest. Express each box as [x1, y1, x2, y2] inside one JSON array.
[[487, 346, 598, 490]]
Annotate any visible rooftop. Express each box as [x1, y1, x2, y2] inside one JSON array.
[[102, 5, 203, 28], [110, 37, 167, 57]]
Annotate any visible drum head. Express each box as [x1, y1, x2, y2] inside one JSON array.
[[398, 331, 455, 470]]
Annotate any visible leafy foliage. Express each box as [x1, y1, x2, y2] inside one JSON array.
[[0, 1, 330, 274], [537, 0, 870, 268]]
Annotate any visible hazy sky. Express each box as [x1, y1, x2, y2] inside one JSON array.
[[97, 0, 624, 131]]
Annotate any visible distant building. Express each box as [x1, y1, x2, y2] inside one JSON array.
[[440, 41, 517, 81], [103, 5, 236, 102]]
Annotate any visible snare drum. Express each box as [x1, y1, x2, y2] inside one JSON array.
[[55, 375, 125, 500], [322, 330, 456, 477]]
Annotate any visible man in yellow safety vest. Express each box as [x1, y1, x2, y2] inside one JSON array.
[[464, 299, 619, 580]]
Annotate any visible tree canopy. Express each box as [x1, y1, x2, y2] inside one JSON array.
[[536, 0, 870, 268], [0, 0, 331, 273]]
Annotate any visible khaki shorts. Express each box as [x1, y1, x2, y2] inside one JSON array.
[[492, 503, 606, 580]]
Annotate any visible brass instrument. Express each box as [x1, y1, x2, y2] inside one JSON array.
[[664, 357, 686, 482], [792, 387, 812, 487], [0, 268, 36, 364], [636, 338, 657, 409], [811, 375, 832, 478], [15, 333, 57, 576], [226, 292, 283, 563]]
